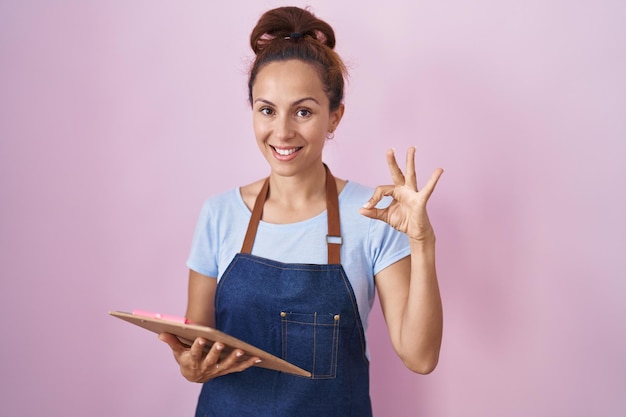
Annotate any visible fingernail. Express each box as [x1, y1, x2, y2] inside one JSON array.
[[255, 359, 262, 364], [198, 339, 205, 346], [236, 351, 243, 357], [215, 343, 223, 350]]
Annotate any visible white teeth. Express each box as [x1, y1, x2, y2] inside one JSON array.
[[273, 147, 299, 156]]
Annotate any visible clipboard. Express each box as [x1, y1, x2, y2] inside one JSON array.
[[109, 310, 311, 377]]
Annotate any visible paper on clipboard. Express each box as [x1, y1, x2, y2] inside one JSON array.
[[109, 310, 311, 377]]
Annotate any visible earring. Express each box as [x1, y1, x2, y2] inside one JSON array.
[[326, 131, 335, 140]]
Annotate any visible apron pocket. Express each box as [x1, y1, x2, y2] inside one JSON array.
[[280, 311, 340, 379]]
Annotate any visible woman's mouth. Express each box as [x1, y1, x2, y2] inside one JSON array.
[[270, 145, 302, 158]]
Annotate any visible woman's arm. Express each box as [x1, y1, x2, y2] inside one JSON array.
[[360, 147, 444, 374], [374, 244, 442, 374], [185, 269, 217, 327]]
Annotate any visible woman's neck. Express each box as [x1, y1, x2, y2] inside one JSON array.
[[266, 164, 328, 209]]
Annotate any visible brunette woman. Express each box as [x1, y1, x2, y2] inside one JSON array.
[[160, 6, 443, 416]]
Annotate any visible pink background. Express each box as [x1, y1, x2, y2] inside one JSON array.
[[1, 1, 625, 416]]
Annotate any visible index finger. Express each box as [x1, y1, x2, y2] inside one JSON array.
[[188, 337, 210, 363]]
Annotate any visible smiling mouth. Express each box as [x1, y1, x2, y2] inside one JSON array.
[[270, 145, 302, 156]]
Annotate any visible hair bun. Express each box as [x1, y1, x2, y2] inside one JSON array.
[[247, 6, 347, 111], [250, 6, 336, 54]]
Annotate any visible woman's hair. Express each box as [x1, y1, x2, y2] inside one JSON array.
[[248, 6, 347, 111]]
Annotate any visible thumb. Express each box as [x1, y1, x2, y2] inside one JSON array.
[[359, 206, 386, 221], [159, 333, 185, 354]]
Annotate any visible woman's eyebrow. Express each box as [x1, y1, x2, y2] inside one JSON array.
[[253, 97, 320, 106], [292, 97, 320, 106], [253, 98, 274, 106]]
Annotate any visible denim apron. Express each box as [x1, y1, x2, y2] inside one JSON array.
[[195, 166, 372, 417]]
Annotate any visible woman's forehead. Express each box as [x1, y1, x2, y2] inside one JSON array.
[[252, 60, 327, 104]]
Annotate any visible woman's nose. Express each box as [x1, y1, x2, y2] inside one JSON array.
[[274, 115, 295, 140]]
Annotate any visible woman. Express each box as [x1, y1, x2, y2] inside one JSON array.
[[160, 6, 443, 416]]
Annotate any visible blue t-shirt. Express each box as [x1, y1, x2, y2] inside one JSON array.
[[187, 180, 410, 333]]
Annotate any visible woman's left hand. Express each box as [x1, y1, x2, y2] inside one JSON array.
[[359, 147, 443, 242]]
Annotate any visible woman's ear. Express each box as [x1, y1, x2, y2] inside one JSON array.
[[329, 104, 345, 132]]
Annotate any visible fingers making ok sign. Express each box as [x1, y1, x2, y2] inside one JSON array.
[[359, 147, 443, 242]]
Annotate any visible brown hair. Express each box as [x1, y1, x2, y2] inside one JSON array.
[[248, 6, 347, 111]]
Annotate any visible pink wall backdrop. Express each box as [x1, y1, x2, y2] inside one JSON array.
[[1, 1, 624, 416]]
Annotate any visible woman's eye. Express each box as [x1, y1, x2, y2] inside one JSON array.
[[260, 107, 274, 116], [296, 109, 311, 117]]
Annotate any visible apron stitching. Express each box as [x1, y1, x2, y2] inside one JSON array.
[[339, 268, 369, 364], [214, 256, 241, 329], [312, 312, 317, 378]]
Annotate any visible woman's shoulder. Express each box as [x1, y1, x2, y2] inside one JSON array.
[[239, 179, 266, 212], [199, 184, 252, 218], [340, 180, 374, 203]]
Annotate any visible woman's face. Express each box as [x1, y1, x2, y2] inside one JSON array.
[[251, 59, 344, 178]]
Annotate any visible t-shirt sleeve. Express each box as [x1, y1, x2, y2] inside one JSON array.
[[186, 199, 219, 277]]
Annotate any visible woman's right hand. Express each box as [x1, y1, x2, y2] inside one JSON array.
[[159, 333, 261, 383]]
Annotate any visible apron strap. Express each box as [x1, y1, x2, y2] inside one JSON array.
[[240, 176, 268, 255], [324, 165, 342, 264], [240, 164, 342, 264]]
